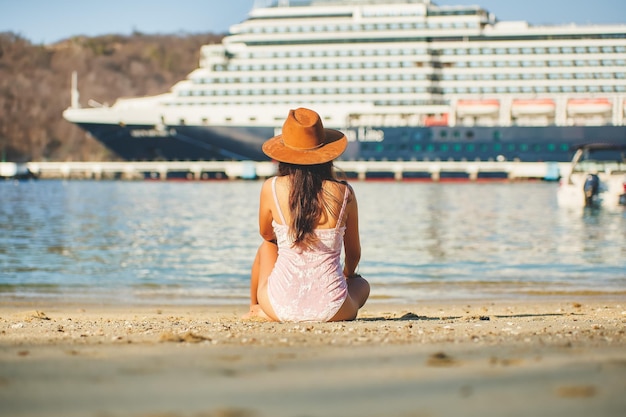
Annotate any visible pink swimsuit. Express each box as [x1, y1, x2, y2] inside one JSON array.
[[267, 177, 349, 322]]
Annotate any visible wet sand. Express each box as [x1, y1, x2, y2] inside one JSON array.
[[1, 297, 625, 417]]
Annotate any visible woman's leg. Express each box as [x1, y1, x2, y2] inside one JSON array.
[[330, 274, 370, 321], [242, 241, 279, 321]]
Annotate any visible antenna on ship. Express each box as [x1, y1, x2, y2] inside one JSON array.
[[70, 71, 80, 109]]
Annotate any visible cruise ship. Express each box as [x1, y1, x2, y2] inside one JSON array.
[[63, 0, 626, 163]]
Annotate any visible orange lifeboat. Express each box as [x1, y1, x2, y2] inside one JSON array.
[[456, 99, 500, 117], [424, 113, 449, 126], [511, 99, 556, 116], [567, 98, 612, 115]]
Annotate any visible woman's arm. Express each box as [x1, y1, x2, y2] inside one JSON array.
[[342, 184, 361, 277], [259, 178, 277, 242]]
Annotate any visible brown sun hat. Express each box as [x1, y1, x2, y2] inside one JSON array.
[[262, 108, 347, 165]]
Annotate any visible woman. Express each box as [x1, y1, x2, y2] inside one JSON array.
[[244, 107, 370, 322]]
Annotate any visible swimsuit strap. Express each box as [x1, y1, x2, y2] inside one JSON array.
[[271, 177, 287, 225], [335, 183, 350, 230]]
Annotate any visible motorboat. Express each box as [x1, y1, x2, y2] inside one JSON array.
[[557, 143, 626, 209]]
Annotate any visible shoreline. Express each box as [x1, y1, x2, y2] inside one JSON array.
[[1, 297, 625, 417]]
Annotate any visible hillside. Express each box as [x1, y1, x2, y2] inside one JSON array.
[[0, 32, 223, 162]]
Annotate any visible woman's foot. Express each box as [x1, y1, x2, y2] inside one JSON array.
[[241, 304, 272, 321]]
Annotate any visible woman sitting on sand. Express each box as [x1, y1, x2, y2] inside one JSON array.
[[244, 107, 370, 322]]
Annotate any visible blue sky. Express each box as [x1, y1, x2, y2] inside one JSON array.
[[1, 0, 624, 45]]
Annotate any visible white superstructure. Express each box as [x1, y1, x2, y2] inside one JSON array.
[[146, 0, 625, 128]]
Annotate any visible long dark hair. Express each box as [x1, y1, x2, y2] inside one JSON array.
[[278, 161, 341, 247]]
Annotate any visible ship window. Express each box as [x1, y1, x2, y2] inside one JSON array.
[[440, 131, 447, 138], [534, 47, 546, 54], [414, 144, 422, 151], [493, 131, 502, 140], [519, 144, 528, 151], [507, 144, 515, 151], [440, 144, 449, 151], [589, 46, 600, 53]]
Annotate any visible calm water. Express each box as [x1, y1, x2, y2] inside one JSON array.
[[1, 179, 625, 305]]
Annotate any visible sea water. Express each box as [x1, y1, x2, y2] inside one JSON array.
[[1, 179, 624, 305]]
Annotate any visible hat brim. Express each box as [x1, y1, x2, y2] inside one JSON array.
[[262, 128, 347, 165]]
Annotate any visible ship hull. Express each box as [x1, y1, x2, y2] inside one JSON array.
[[79, 122, 625, 163]]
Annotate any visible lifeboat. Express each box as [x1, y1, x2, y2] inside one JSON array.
[[567, 98, 612, 115], [456, 99, 500, 117], [424, 113, 449, 126], [511, 99, 556, 116]]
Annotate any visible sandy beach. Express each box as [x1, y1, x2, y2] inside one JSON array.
[[1, 296, 625, 417]]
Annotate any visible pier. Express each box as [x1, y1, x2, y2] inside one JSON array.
[[2, 160, 565, 181]]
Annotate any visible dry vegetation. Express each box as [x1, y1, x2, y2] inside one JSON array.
[[0, 31, 223, 162]]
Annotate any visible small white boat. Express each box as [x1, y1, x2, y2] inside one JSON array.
[[557, 144, 626, 209]]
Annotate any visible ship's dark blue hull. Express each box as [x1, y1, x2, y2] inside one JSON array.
[[77, 122, 626, 163]]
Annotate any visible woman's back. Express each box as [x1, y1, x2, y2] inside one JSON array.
[[271, 175, 348, 230], [266, 176, 350, 322]]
